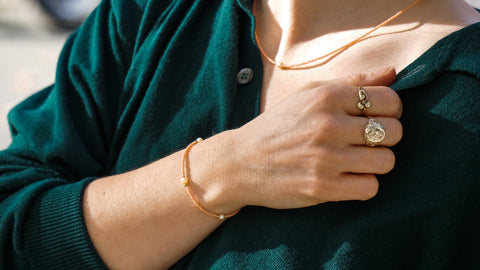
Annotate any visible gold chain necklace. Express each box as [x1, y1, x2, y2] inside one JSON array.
[[253, 0, 422, 70]]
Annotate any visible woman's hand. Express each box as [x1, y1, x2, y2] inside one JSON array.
[[224, 67, 402, 210]]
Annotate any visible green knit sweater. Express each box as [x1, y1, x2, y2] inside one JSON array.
[[1, 0, 480, 269]]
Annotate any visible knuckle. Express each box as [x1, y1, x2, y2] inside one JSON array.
[[309, 175, 332, 198], [304, 155, 337, 198], [308, 115, 342, 142], [304, 145, 332, 170], [311, 88, 329, 104], [315, 85, 339, 101], [299, 116, 323, 144], [302, 80, 322, 91], [302, 88, 331, 113], [346, 73, 368, 86], [317, 115, 339, 135], [316, 147, 340, 169]]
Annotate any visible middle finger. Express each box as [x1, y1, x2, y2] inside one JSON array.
[[340, 116, 403, 147]]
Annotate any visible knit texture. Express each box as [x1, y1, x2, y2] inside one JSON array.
[[1, 0, 480, 269]]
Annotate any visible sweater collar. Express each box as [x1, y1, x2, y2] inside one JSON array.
[[392, 22, 480, 91], [235, 0, 253, 13]]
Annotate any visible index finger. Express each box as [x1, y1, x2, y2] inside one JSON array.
[[343, 86, 403, 118]]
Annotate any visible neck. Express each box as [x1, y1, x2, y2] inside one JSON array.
[[255, 0, 480, 69], [260, 0, 476, 32], [262, 0, 417, 33]]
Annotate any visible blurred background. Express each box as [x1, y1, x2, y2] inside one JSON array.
[[0, 0, 99, 150], [0, 0, 480, 150]]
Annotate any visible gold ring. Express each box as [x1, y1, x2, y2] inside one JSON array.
[[365, 117, 386, 147], [357, 87, 371, 114]]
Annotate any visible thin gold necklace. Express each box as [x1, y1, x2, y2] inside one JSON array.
[[253, 0, 422, 70]]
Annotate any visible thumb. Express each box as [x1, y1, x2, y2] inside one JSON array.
[[338, 66, 397, 87]]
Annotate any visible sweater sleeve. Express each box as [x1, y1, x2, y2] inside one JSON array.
[[0, 0, 143, 268]]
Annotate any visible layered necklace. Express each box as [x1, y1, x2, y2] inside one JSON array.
[[253, 0, 422, 70]]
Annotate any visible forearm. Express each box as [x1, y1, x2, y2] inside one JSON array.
[[83, 131, 243, 270]]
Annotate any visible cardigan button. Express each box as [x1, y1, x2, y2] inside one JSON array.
[[237, 68, 254, 84]]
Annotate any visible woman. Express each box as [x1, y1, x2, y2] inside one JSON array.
[[1, 0, 480, 269]]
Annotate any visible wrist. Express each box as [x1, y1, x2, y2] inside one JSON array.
[[186, 130, 245, 217]]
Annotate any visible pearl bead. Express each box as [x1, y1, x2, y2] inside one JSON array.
[[275, 62, 286, 69], [180, 177, 189, 186], [218, 214, 226, 220]]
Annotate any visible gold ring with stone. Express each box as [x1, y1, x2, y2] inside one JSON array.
[[357, 87, 371, 114], [364, 117, 386, 147]]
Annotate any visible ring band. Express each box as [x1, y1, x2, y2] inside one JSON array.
[[365, 117, 386, 146], [357, 87, 371, 113]]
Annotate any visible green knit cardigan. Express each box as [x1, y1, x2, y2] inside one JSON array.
[[1, 0, 480, 269]]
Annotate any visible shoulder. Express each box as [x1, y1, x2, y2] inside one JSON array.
[[394, 23, 480, 138], [108, 0, 226, 49], [107, 0, 180, 41], [435, 22, 480, 80]]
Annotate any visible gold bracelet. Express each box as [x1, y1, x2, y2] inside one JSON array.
[[181, 138, 240, 220]]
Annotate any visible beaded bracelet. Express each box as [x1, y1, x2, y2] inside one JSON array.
[[181, 138, 240, 220]]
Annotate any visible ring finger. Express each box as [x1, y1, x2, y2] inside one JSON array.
[[340, 116, 403, 147]]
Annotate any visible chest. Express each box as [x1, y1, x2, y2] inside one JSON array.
[[257, 25, 465, 113]]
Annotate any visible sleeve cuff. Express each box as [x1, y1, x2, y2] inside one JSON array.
[[22, 178, 108, 269]]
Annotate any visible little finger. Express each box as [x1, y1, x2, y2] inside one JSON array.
[[322, 173, 379, 202], [339, 146, 396, 175]]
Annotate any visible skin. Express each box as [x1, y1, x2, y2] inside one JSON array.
[[83, 0, 480, 269], [257, 0, 480, 111]]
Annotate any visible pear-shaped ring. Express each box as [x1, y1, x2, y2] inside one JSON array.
[[365, 117, 386, 146]]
